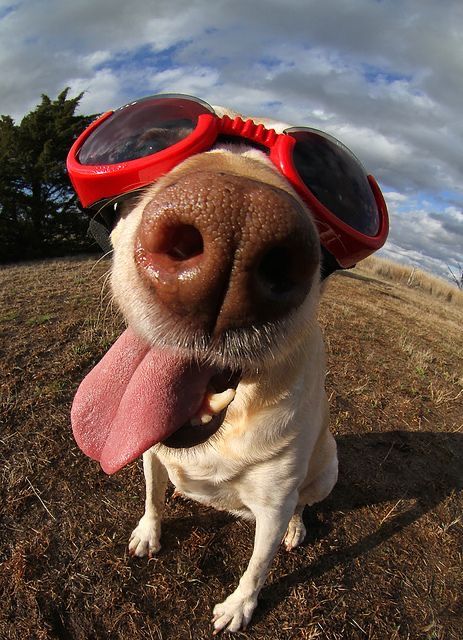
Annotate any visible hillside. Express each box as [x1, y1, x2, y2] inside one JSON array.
[[1, 256, 462, 639]]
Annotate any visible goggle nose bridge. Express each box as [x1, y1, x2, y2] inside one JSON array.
[[216, 114, 280, 149]]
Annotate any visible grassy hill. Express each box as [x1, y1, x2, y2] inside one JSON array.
[[1, 256, 462, 639]]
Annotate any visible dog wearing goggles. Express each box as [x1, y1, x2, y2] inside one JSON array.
[[69, 94, 388, 634]]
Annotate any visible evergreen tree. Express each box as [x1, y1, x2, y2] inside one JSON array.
[[0, 89, 95, 261]]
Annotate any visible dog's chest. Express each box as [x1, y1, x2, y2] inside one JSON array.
[[162, 456, 249, 512]]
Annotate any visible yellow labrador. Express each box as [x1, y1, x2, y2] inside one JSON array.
[[72, 105, 338, 634]]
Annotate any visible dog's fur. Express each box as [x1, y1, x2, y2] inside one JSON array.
[[109, 105, 338, 633]]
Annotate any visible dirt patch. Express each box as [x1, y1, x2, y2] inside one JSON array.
[[1, 257, 462, 639]]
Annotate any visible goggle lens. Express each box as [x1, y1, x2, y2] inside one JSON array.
[[78, 95, 214, 166], [287, 128, 380, 237]]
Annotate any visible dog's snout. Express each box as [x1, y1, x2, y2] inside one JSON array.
[[136, 171, 319, 334]]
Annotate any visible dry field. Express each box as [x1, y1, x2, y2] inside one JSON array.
[[1, 256, 462, 640], [355, 256, 463, 308]]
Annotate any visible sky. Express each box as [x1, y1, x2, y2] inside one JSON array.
[[0, 0, 462, 283]]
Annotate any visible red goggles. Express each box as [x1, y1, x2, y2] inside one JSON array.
[[67, 93, 388, 268]]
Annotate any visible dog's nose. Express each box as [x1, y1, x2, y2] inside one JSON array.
[[135, 171, 319, 334]]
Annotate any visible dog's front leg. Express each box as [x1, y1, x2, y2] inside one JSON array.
[[128, 449, 168, 558], [212, 495, 298, 634]]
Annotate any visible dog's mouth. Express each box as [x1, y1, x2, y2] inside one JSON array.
[[71, 328, 240, 474], [162, 368, 240, 449]]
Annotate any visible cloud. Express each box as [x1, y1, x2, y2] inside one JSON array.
[[382, 195, 463, 280]]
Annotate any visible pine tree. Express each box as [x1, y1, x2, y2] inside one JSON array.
[[0, 89, 94, 261]]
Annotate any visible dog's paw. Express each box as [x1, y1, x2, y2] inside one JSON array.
[[283, 513, 306, 551], [212, 590, 257, 634], [128, 515, 161, 558]]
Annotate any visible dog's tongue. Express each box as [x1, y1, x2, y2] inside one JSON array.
[[71, 328, 214, 474]]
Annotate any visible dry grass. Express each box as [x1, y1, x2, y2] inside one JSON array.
[[354, 255, 463, 307], [1, 256, 462, 639]]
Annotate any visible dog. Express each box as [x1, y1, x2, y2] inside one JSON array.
[[71, 104, 339, 634]]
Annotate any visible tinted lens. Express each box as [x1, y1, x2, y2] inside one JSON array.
[[287, 128, 380, 236], [78, 95, 214, 165]]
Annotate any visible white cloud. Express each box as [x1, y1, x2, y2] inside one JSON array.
[[67, 67, 122, 115], [382, 201, 463, 281], [152, 66, 220, 96], [384, 192, 409, 205]]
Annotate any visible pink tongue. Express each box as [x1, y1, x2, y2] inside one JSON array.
[[71, 328, 214, 474]]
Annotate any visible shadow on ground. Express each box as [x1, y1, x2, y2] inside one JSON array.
[[258, 430, 462, 612]]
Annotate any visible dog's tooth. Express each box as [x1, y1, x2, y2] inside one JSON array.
[[189, 389, 235, 427], [199, 413, 213, 424], [207, 388, 236, 413], [190, 413, 214, 427]]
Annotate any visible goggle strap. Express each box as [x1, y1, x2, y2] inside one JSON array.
[[320, 246, 343, 280], [88, 217, 113, 254]]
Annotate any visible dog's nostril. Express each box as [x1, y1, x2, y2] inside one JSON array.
[[156, 224, 204, 261], [257, 246, 297, 296]]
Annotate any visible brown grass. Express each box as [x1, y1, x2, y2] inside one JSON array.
[[354, 255, 463, 307], [1, 256, 462, 639]]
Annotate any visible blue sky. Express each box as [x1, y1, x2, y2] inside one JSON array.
[[0, 0, 462, 282]]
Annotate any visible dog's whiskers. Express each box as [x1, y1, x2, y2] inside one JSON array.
[[91, 249, 114, 271]]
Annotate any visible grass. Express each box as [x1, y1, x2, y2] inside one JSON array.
[[0, 255, 462, 639], [353, 255, 463, 307]]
